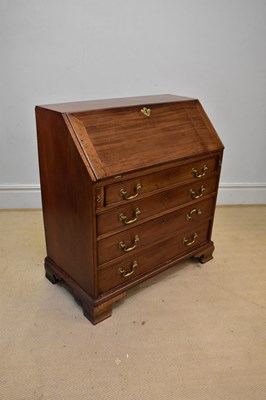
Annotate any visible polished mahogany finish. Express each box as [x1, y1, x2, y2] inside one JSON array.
[[36, 94, 224, 324], [97, 197, 215, 265], [104, 156, 218, 206], [97, 176, 217, 235]]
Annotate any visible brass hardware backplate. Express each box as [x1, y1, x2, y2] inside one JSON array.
[[118, 261, 138, 278], [190, 185, 205, 199], [186, 208, 202, 220], [183, 233, 198, 246], [192, 165, 208, 178], [119, 235, 140, 252], [95, 187, 104, 209], [120, 183, 142, 200], [140, 107, 151, 117], [119, 208, 141, 225]]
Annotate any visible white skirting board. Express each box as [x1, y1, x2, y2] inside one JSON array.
[[0, 185, 42, 209], [217, 183, 266, 205], [0, 183, 266, 209]]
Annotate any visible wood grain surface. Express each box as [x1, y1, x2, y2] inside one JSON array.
[[35, 94, 224, 324], [69, 101, 223, 179]]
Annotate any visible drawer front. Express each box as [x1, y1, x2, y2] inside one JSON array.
[[105, 156, 218, 206], [97, 175, 217, 236], [98, 222, 210, 294], [97, 197, 215, 265]]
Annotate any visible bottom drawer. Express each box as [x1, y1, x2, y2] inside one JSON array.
[[98, 221, 211, 294]]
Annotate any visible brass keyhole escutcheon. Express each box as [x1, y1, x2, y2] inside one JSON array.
[[140, 107, 151, 117]]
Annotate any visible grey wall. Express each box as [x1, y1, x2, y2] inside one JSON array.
[[1, 0, 266, 207]]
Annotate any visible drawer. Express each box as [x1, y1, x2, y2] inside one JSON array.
[[97, 197, 215, 265], [98, 221, 211, 294], [97, 175, 217, 236], [105, 156, 218, 206]]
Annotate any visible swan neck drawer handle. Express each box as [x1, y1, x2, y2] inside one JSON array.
[[183, 233, 198, 246], [119, 208, 141, 225], [119, 235, 140, 252], [190, 185, 205, 199], [186, 208, 202, 220], [118, 261, 138, 277], [192, 165, 208, 178], [120, 183, 142, 200]]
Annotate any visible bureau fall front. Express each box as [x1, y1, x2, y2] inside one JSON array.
[[35, 94, 224, 324]]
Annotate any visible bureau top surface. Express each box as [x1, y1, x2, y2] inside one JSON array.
[[38, 95, 224, 180], [39, 94, 191, 113]]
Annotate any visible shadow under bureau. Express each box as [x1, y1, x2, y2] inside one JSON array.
[[35, 94, 224, 324]]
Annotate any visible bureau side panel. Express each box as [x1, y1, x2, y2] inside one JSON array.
[[35, 107, 96, 297]]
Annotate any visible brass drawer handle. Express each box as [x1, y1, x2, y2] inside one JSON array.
[[119, 208, 141, 225], [120, 183, 142, 200], [192, 165, 208, 178], [119, 261, 138, 277], [140, 107, 151, 117], [183, 233, 198, 246], [119, 235, 140, 252], [190, 185, 205, 199], [186, 208, 202, 220]]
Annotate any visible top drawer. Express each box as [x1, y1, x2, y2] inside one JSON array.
[[104, 156, 218, 206]]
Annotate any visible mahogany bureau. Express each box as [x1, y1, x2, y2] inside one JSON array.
[[35, 94, 224, 324]]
